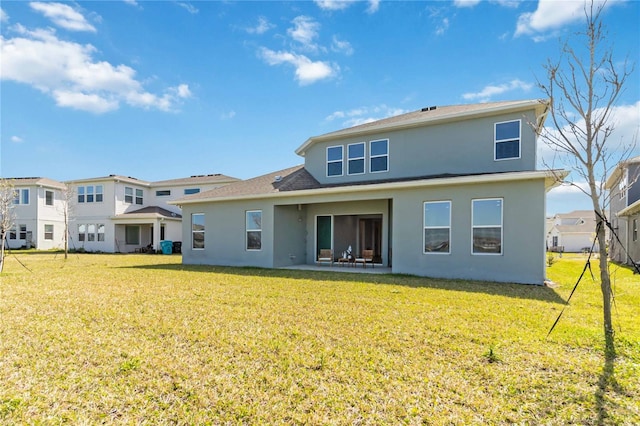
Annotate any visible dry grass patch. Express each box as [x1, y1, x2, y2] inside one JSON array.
[[1, 252, 638, 424]]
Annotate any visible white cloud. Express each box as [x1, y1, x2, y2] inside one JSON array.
[[435, 17, 450, 36], [453, 0, 481, 8], [220, 110, 236, 120], [177, 2, 198, 14], [287, 16, 320, 52], [366, 0, 380, 14], [326, 104, 409, 127], [123, 0, 139, 6], [11, 136, 23, 143], [331, 36, 353, 55], [0, 26, 190, 113], [315, 0, 379, 13], [515, 0, 618, 39], [29, 2, 96, 32], [245, 16, 274, 35], [1, 8, 8, 23], [462, 79, 533, 102], [314, 0, 353, 11], [259, 48, 337, 85]]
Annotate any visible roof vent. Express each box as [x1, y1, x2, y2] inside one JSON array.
[[274, 175, 282, 182], [421, 107, 429, 112], [429, 106, 437, 111]]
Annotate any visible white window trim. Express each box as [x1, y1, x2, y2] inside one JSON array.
[[44, 224, 54, 240], [369, 139, 389, 173], [246, 210, 262, 251], [14, 188, 30, 205], [494, 119, 521, 161], [124, 187, 133, 204], [192, 213, 205, 250], [471, 198, 503, 256], [423, 200, 451, 255], [326, 145, 344, 177], [347, 142, 366, 176], [45, 190, 54, 207]]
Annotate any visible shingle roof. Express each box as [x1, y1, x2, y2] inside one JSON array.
[[8, 177, 66, 189], [151, 174, 240, 186], [178, 165, 320, 202], [296, 99, 549, 155], [114, 206, 182, 219]]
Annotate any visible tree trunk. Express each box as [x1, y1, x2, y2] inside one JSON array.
[[595, 210, 615, 358]]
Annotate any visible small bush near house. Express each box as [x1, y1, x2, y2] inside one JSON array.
[[1, 253, 638, 424]]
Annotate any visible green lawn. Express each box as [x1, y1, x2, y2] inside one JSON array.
[[1, 252, 638, 424]]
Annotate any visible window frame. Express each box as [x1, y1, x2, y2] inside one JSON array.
[[369, 139, 389, 173], [184, 188, 200, 195], [471, 198, 503, 255], [191, 213, 205, 250], [97, 224, 105, 242], [45, 190, 54, 206], [124, 187, 133, 204], [423, 201, 451, 254], [494, 119, 521, 161], [326, 145, 344, 177], [19, 224, 27, 240], [13, 188, 29, 205], [95, 185, 103, 203], [347, 142, 366, 175], [156, 190, 171, 196], [78, 224, 86, 242], [44, 224, 54, 240], [246, 210, 262, 251], [633, 219, 638, 242], [135, 188, 143, 205]]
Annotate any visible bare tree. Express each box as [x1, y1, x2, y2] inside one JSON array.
[[0, 179, 16, 273], [536, 1, 635, 356], [59, 184, 75, 259]]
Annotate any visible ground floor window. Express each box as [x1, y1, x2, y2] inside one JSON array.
[[246, 210, 262, 250], [472, 198, 503, 255], [192, 213, 205, 249], [77, 223, 105, 243], [9, 226, 17, 239], [424, 201, 451, 253], [44, 224, 54, 240], [98, 224, 105, 241], [125, 225, 140, 245]]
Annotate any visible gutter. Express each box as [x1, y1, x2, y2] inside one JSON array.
[[171, 169, 568, 206]]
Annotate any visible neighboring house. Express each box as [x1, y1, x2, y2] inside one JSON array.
[[173, 99, 567, 285], [6, 177, 67, 250], [546, 210, 599, 253], [66, 174, 239, 253], [605, 156, 640, 266]]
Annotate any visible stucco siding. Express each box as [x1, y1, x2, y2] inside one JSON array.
[[273, 205, 307, 267], [391, 179, 546, 284], [304, 110, 539, 185]]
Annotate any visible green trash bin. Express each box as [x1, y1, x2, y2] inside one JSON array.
[[160, 240, 173, 255]]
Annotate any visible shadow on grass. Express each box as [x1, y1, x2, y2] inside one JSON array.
[[122, 262, 566, 304], [595, 346, 625, 425]]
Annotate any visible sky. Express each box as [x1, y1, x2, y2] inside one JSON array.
[[1, 0, 638, 215]]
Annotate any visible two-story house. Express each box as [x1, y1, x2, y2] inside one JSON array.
[[605, 156, 640, 267], [546, 210, 599, 253], [174, 99, 566, 285], [67, 174, 239, 253], [6, 177, 67, 250]]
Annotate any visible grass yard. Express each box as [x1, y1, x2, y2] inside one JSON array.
[[1, 252, 638, 424]]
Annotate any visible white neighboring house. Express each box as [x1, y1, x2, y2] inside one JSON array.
[[546, 210, 599, 253], [66, 174, 239, 253], [6, 177, 67, 250]]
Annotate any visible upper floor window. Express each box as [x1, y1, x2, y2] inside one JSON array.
[[77, 185, 103, 203], [472, 198, 503, 255], [370, 139, 389, 173], [619, 169, 628, 200], [184, 188, 200, 195], [347, 143, 365, 175], [633, 219, 638, 242], [13, 189, 29, 205], [495, 120, 521, 160], [424, 201, 451, 254], [45, 190, 54, 206], [192, 213, 205, 249], [327, 146, 343, 177], [125, 187, 143, 204], [156, 190, 171, 196], [246, 210, 262, 250]]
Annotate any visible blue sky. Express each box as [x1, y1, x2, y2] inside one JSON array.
[[1, 0, 638, 215]]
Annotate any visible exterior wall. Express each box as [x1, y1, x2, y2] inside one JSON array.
[[8, 185, 66, 250], [609, 169, 632, 263], [273, 205, 307, 267], [628, 164, 640, 205], [181, 200, 275, 268], [391, 179, 547, 284], [627, 214, 640, 265], [304, 110, 539, 185], [150, 183, 232, 215]]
